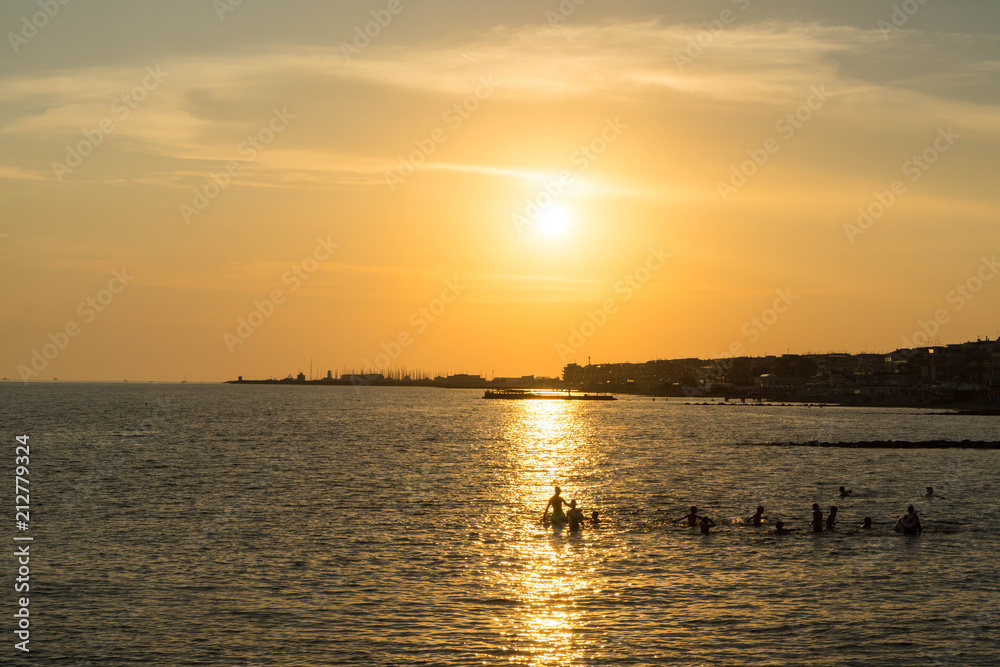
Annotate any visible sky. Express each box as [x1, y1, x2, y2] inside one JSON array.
[[2, 0, 999, 382]]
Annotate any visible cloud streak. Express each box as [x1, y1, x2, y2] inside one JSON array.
[[1, 19, 998, 189]]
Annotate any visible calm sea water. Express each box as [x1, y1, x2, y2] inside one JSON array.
[[2, 383, 999, 666]]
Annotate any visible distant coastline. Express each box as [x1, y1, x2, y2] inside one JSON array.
[[224, 376, 1000, 414], [228, 335, 1000, 412], [228, 376, 466, 388]]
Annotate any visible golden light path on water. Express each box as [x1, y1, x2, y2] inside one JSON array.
[[493, 400, 603, 666]]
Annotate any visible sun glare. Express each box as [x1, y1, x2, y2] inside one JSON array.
[[537, 204, 571, 237]]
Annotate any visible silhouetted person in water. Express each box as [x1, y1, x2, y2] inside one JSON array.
[[810, 503, 823, 532], [542, 486, 567, 524], [699, 516, 716, 535], [673, 506, 701, 527], [566, 500, 585, 531], [895, 506, 922, 535], [839, 486, 852, 497], [590, 511, 600, 526], [774, 521, 797, 535], [826, 506, 838, 529], [748, 505, 766, 526], [925, 486, 934, 498], [861, 517, 873, 529]]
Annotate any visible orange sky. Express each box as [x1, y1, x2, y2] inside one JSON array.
[[2, 1, 999, 381]]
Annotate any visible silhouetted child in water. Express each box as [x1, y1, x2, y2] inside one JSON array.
[[566, 500, 585, 532], [673, 506, 701, 527], [810, 503, 823, 532], [839, 486, 852, 497], [590, 511, 600, 526], [699, 516, 716, 535], [861, 517, 873, 529], [826, 506, 838, 529], [749, 505, 766, 526], [774, 521, 798, 535]]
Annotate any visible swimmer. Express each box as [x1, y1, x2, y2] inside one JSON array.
[[566, 500, 585, 531], [924, 486, 934, 498], [861, 517, 873, 529], [774, 521, 798, 535], [672, 506, 701, 527], [542, 486, 568, 524], [749, 505, 766, 526], [810, 503, 823, 532], [699, 516, 716, 535], [590, 510, 600, 526], [838, 486, 853, 497], [826, 506, 839, 530], [894, 505, 922, 535]]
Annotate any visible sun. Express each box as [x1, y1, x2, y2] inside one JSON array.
[[537, 204, 571, 237]]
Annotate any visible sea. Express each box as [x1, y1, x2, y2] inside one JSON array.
[[2, 383, 999, 666]]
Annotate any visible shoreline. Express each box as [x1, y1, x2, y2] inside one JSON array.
[[223, 379, 1000, 414]]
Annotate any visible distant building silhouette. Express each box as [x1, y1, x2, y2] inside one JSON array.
[[561, 337, 1000, 403]]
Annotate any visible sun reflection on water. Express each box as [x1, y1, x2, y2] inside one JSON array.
[[492, 400, 601, 665], [503, 400, 589, 494]]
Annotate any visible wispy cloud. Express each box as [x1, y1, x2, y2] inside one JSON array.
[[0, 165, 50, 181], [1, 19, 998, 188]]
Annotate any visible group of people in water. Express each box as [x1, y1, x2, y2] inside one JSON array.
[[541, 487, 600, 531], [543, 484, 934, 535]]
